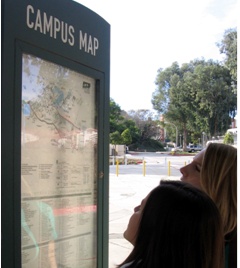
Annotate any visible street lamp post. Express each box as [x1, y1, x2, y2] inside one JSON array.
[[202, 132, 205, 148], [165, 122, 178, 148]]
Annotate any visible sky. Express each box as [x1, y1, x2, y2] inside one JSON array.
[[74, 0, 237, 111]]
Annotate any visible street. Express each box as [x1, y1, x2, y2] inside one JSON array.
[[110, 152, 194, 177]]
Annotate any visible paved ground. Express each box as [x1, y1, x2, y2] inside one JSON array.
[[108, 159, 187, 268]]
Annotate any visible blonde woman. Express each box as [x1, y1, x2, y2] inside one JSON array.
[[180, 143, 237, 268]]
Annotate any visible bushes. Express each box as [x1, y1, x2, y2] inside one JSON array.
[[223, 132, 234, 145], [129, 139, 165, 152]]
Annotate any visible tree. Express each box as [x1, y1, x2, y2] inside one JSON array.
[[152, 62, 181, 114], [126, 109, 158, 142], [120, 118, 140, 144], [217, 28, 237, 93], [110, 98, 125, 133], [152, 61, 198, 149], [192, 60, 236, 136], [152, 59, 237, 149], [110, 131, 123, 144], [223, 132, 234, 145], [110, 131, 123, 156], [110, 99, 141, 144], [121, 128, 132, 145]]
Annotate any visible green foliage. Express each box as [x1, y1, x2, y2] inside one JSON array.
[[110, 131, 123, 145], [109, 100, 165, 151], [110, 98, 124, 133], [217, 28, 237, 93], [223, 132, 234, 145], [151, 58, 237, 149], [121, 119, 140, 144], [126, 109, 159, 142], [121, 128, 132, 145], [110, 99, 141, 145], [152, 62, 181, 114], [192, 60, 236, 135], [129, 139, 165, 152]]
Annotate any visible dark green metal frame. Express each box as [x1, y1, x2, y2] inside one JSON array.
[[2, 0, 110, 267]]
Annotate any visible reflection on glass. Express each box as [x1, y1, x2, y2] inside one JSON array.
[[21, 54, 97, 268]]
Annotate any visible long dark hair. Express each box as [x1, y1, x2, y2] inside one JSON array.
[[117, 181, 224, 268]]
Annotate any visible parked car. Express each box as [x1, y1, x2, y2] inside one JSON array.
[[187, 145, 202, 153]]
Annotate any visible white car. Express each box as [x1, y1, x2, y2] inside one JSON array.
[[187, 145, 202, 153]]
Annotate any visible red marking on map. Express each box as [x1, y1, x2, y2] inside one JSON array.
[[54, 205, 97, 215]]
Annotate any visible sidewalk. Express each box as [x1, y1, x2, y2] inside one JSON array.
[[108, 172, 181, 268]]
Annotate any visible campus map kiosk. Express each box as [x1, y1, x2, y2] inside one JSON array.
[[2, 0, 110, 267]]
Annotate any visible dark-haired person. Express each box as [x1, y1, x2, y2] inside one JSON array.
[[118, 180, 224, 268]]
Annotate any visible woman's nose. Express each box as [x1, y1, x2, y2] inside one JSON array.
[[134, 205, 140, 212], [180, 165, 187, 176]]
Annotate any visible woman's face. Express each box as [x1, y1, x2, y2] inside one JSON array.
[[124, 193, 150, 245], [180, 149, 205, 189]]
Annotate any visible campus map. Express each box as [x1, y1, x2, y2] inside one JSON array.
[[21, 54, 97, 268]]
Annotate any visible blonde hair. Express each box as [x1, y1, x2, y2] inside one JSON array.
[[200, 143, 237, 236]]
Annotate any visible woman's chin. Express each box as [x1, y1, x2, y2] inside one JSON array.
[[123, 231, 135, 245]]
